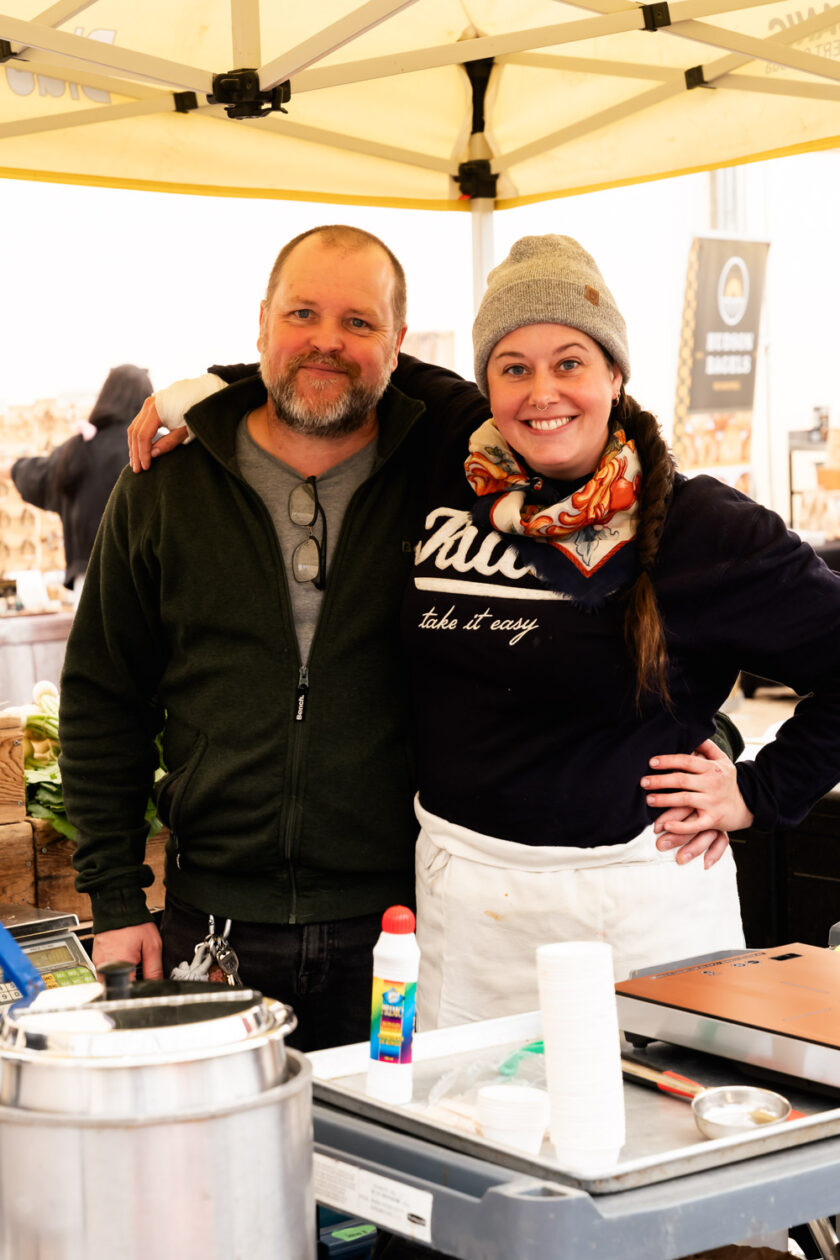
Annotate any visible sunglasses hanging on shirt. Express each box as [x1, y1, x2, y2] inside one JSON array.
[[288, 476, 327, 590]]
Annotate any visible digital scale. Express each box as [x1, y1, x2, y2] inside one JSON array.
[[615, 943, 840, 1092], [0, 903, 95, 1009]]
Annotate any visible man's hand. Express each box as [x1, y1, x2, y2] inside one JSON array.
[[127, 397, 187, 473], [92, 922, 164, 979], [641, 738, 754, 869]]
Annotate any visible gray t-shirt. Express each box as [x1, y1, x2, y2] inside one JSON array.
[[236, 418, 376, 662]]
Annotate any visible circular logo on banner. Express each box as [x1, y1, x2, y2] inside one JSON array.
[[717, 256, 750, 326]]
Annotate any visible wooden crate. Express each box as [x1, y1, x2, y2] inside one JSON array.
[[31, 818, 168, 919], [0, 819, 36, 904], [0, 717, 26, 825]]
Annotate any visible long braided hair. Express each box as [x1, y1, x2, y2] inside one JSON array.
[[614, 383, 677, 707]]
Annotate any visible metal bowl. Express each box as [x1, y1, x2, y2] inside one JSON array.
[[692, 1085, 791, 1139]]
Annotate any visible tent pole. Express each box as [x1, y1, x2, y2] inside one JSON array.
[[462, 57, 498, 316], [471, 196, 495, 316]]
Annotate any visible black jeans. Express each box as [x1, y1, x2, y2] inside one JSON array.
[[161, 894, 381, 1052]]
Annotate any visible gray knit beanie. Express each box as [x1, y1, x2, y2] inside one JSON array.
[[473, 235, 630, 396]]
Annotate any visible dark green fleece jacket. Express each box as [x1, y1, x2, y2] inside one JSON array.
[[60, 375, 432, 933]]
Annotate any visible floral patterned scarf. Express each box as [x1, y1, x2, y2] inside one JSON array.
[[465, 419, 642, 607]]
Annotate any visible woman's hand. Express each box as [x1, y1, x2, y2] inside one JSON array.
[[127, 396, 188, 472], [651, 806, 730, 868], [127, 374, 226, 471], [641, 738, 754, 869]]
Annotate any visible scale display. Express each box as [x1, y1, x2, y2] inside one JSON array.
[[0, 931, 95, 1008]]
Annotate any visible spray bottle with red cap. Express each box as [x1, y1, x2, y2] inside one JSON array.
[[366, 905, 420, 1104]]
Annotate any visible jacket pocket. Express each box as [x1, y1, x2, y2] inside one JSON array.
[[154, 721, 208, 836]]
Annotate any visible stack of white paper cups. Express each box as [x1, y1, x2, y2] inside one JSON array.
[[536, 941, 626, 1173], [477, 1084, 551, 1155]]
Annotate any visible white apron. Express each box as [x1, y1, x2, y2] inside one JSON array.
[[414, 796, 746, 1032]]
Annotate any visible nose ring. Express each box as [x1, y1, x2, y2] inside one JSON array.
[[535, 401, 549, 412]]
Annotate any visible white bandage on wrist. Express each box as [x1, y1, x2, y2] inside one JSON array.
[[154, 373, 226, 439]]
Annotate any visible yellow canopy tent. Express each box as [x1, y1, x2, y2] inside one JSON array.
[[2, 0, 838, 199], [2, 0, 838, 290]]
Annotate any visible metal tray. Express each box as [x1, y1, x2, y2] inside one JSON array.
[[309, 1010, 840, 1194]]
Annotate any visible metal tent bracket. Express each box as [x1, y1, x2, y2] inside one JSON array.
[[173, 92, 199, 113], [209, 69, 290, 119], [684, 65, 710, 89], [456, 158, 498, 199], [641, 3, 672, 30]]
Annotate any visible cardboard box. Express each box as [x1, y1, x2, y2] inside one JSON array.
[[0, 718, 25, 825]]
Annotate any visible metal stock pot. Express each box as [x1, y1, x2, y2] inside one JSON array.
[[0, 969, 314, 1260]]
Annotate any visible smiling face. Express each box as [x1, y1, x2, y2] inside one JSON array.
[[258, 234, 406, 437], [487, 323, 623, 480]]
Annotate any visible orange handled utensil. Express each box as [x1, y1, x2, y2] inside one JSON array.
[[621, 1057, 705, 1099], [621, 1057, 806, 1119]]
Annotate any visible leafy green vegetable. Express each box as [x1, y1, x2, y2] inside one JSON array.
[[2, 681, 164, 845]]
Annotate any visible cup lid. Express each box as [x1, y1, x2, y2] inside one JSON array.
[[0, 978, 296, 1060]]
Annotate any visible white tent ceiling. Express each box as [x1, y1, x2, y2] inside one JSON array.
[[1, 0, 838, 213]]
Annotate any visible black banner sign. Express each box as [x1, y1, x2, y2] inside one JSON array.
[[672, 237, 770, 486]]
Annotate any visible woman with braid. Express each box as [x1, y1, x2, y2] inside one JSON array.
[[402, 234, 840, 1029], [126, 232, 840, 1032]]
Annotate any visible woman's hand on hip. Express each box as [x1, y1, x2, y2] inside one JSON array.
[[641, 738, 755, 868]]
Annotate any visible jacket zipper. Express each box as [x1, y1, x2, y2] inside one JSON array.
[[283, 666, 310, 922], [199, 390, 423, 926], [219, 472, 306, 924], [295, 666, 309, 722], [281, 428, 421, 919]]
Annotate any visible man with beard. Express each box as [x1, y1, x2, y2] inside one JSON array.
[[59, 225, 486, 1050]]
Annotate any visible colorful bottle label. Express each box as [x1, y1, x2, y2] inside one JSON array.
[[370, 976, 417, 1064]]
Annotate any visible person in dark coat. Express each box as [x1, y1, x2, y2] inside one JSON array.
[[1, 365, 153, 597]]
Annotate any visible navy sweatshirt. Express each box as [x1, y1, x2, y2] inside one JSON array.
[[403, 434, 840, 846]]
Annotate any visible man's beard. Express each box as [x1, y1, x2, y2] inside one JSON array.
[[260, 348, 391, 437]]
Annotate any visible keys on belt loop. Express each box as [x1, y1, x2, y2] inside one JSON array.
[[213, 937, 241, 986], [170, 914, 240, 983], [205, 914, 241, 986]]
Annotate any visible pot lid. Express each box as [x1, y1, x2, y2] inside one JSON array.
[[0, 965, 296, 1059]]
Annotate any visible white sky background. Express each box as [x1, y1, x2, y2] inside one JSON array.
[[1, 148, 838, 514]]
